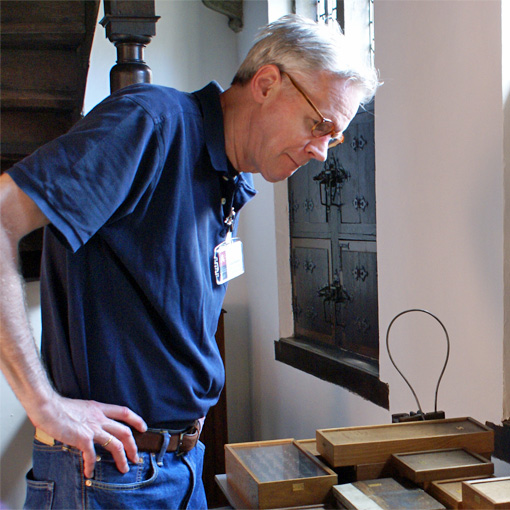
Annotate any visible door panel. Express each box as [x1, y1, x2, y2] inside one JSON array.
[[291, 238, 335, 345]]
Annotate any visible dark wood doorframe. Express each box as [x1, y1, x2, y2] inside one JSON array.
[[202, 310, 230, 508]]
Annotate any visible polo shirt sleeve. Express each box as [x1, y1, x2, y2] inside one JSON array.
[[7, 91, 164, 252]]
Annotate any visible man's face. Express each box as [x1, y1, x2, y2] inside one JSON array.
[[244, 72, 364, 183]]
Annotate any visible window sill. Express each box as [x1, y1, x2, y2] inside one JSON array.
[[274, 336, 389, 409]]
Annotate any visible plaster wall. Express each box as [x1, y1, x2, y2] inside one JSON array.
[[503, 0, 510, 419], [374, 0, 505, 422]]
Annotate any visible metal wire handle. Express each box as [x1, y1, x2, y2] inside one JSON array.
[[386, 309, 451, 418]]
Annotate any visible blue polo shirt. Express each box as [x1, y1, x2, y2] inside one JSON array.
[[8, 82, 256, 429]]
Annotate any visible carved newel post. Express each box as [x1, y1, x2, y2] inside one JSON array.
[[100, 0, 160, 93]]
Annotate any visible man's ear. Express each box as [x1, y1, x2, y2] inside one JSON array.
[[250, 65, 282, 104]]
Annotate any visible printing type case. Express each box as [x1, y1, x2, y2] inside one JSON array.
[[428, 476, 489, 509], [333, 478, 446, 510], [391, 449, 494, 486], [316, 417, 493, 468], [462, 477, 510, 509], [224, 439, 337, 509]]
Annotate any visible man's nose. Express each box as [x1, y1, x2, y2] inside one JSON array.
[[306, 137, 329, 162]]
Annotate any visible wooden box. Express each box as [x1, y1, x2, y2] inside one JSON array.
[[462, 477, 510, 509], [225, 439, 337, 509], [355, 460, 397, 481], [215, 474, 326, 510], [428, 477, 491, 509], [333, 477, 446, 510], [391, 449, 494, 486], [296, 439, 321, 458], [316, 418, 493, 467]]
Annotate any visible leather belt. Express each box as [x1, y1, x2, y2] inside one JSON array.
[[132, 420, 201, 456], [35, 419, 202, 457]]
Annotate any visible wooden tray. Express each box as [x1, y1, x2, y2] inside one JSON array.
[[355, 460, 397, 481], [225, 438, 337, 509], [462, 477, 510, 509], [295, 439, 321, 457], [428, 476, 492, 509], [333, 477, 446, 510], [316, 417, 493, 467], [391, 449, 493, 486]]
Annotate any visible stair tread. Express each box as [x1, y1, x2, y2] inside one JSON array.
[[1, 89, 81, 110], [1, 22, 86, 33]]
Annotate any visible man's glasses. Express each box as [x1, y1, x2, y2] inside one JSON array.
[[283, 71, 344, 148]]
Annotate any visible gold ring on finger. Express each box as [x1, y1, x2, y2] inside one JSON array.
[[102, 435, 113, 448]]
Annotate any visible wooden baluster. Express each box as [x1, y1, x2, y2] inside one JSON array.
[[100, 0, 160, 93]]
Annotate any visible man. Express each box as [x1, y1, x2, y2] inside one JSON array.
[[0, 14, 378, 509]]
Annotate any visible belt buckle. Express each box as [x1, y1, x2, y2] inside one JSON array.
[[175, 431, 186, 457]]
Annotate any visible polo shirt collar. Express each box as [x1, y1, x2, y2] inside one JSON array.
[[194, 81, 257, 205], [193, 81, 229, 174]]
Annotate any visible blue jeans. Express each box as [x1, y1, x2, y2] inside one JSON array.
[[24, 438, 208, 509]]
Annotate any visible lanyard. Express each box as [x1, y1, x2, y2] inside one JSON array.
[[214, 175, 244, 284]]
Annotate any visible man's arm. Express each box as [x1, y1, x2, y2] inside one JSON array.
[[0, 173, 147, 477]]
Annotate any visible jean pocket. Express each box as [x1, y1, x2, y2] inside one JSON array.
[[86, 452, 158, 491], [24, 469, 55, 510]]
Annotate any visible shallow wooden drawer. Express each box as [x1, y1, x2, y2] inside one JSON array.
[[333, 477, 446, 510], [462, 477, 510, 509], [391, 449, 494, 487], [316, 417, 493, 467], [295, 439, 321, 457], [428, 476, 492, 509]]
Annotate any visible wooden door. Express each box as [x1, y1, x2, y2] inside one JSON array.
[[287, 102, 379, 362]]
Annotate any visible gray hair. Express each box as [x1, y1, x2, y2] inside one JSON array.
[[232, 14, 379, 104]]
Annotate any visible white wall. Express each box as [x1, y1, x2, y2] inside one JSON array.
[[503, 0, 510, 421], [375, 0, 505, 422]]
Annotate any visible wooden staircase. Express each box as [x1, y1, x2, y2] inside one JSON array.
[[1, 0, 100, 278]]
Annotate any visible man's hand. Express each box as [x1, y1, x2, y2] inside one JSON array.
[[33, 395, 148, 478]]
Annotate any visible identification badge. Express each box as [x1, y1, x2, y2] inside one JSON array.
[[213, 231, 244, 285]]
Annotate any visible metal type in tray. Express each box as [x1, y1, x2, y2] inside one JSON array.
[[225, 439, 337, 509], [233, 441, 326, 482], [316, 417, 494, 467]]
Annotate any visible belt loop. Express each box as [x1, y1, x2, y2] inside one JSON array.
[[156, 431, 170, 466], [175, 431, 187, 457]]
